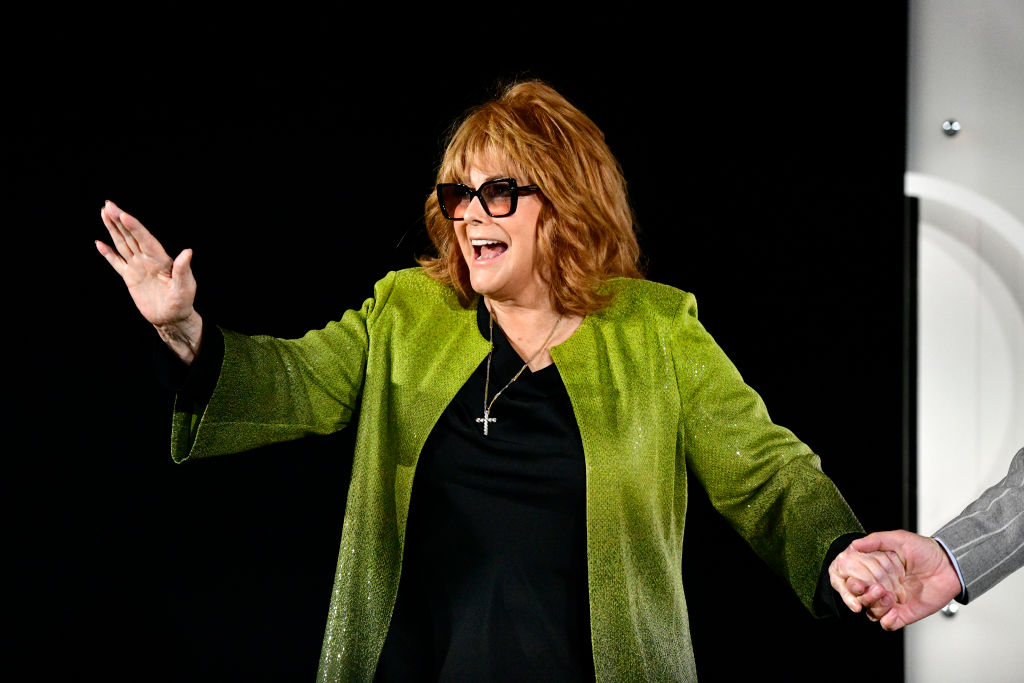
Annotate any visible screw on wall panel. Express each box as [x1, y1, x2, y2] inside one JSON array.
[[942, 120, 961, 136]]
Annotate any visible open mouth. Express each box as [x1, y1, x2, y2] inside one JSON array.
[[471, 239, 508, 261]]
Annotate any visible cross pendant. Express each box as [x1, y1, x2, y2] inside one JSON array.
[[476, 409, 496, 436]]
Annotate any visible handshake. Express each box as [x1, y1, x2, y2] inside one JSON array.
[[828, 530, 963, 631], [827, 447, 1023, 630]]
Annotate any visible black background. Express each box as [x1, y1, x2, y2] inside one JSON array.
[[13, 6, 909, 680]]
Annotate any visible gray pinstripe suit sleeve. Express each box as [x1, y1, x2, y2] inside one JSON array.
[[933, 448, 1024, 604]]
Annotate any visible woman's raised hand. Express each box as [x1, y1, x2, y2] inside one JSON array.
[[96, 200, 204, 364]]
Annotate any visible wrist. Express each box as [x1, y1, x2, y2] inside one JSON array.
[[932, 536, 967, 603], [154, 311, 203, 364]]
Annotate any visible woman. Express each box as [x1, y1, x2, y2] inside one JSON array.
[[96, 81, 863, 681]]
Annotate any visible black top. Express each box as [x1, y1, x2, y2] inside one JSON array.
[[375, 302, 594, 681]]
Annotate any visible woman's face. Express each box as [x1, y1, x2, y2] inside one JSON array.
[[453, 163, 547, 307]]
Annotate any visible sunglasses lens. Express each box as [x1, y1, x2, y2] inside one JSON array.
[[480, 181, 514, 217], [438, 180, 522, 219], [439, 185, 472, 219]]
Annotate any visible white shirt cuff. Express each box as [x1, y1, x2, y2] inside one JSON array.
[[933, 535, 967, 603]]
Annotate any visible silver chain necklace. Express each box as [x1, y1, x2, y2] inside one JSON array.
[[476, 310, 562, 436]]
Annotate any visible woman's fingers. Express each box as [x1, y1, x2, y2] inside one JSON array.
[[170, 248, 196, 293], [100, 201, 135, 259], [829, 543, 910, 620], [95, 239, 127, 277], [862, 583, 897, 620], [105, 200, 145, 257], [117, 204, 171, 263], [847, 577, 870, 595], [830, 551, 871, 611], [856, 549, 904, 591], [832, 575, 863, 612], [99, 201, 174, 273]]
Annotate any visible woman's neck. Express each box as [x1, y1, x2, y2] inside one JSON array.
[[484, 297, 582, 371]]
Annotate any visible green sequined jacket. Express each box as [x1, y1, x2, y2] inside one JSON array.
[[170, 268, 862, 681]]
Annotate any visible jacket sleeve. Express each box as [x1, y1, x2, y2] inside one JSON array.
[[673, 292, 864, 613], [933, 447, 1024, 603], [169, 271, 397, 463]]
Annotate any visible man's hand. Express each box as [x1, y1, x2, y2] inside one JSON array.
[[830, 530, 963, 631]]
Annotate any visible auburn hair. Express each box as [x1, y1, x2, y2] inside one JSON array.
[[418, 80, 644, 316]]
